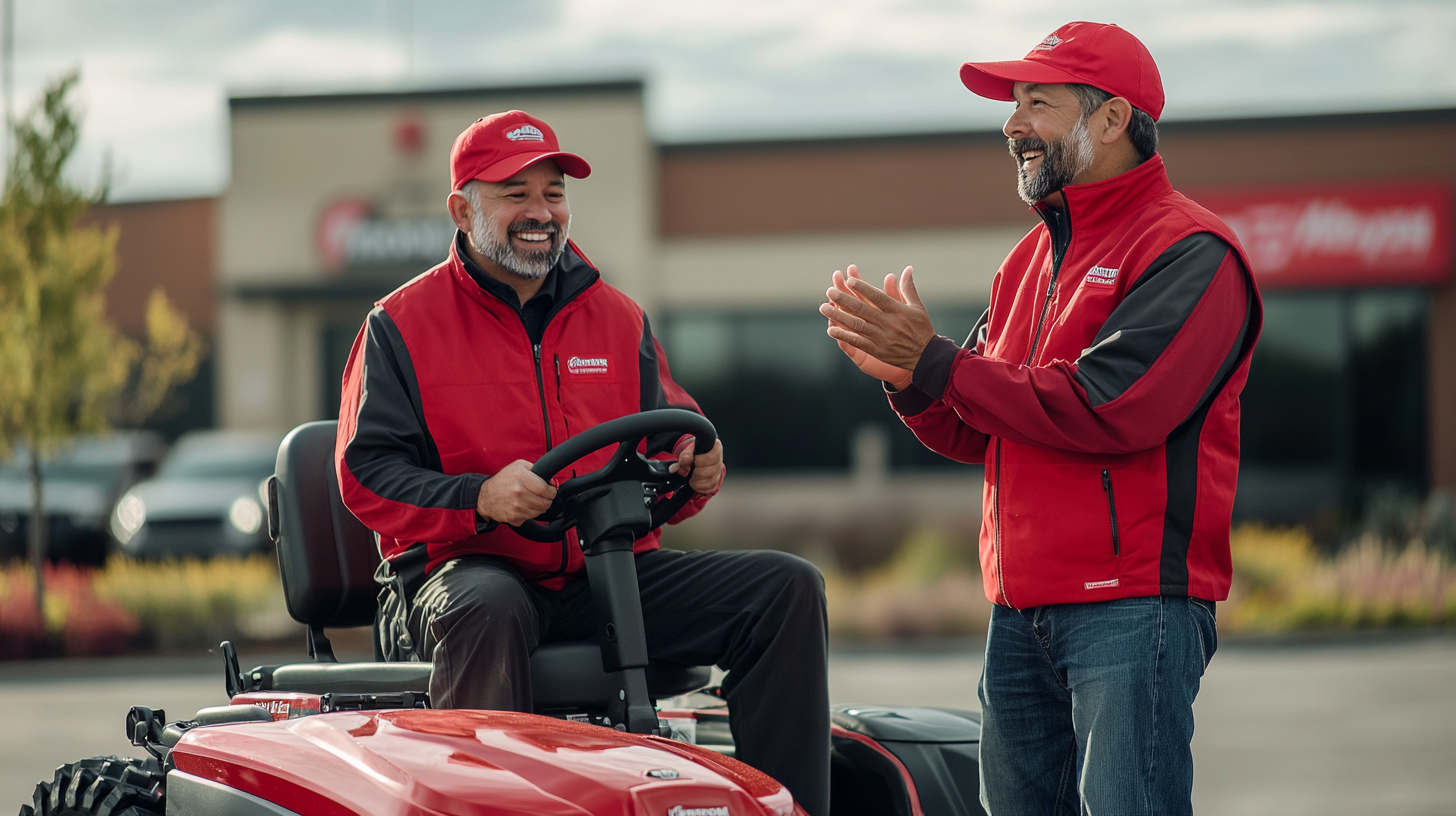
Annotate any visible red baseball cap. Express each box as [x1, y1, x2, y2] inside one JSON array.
[[449, 110, 591, 191], [959, 22, 1164, 121]]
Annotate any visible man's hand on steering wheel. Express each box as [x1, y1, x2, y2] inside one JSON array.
[[670, 437, 725, 496], [477, 460, 558, 525]]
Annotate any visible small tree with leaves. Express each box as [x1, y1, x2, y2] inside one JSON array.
[[0, 73, 202, 615]]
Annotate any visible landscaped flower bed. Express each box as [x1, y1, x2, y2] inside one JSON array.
[[1227, 525, 1456, 632], [0, 554, 293, 658], [5, 523, 1454, 657], [824, 523, 1456, 640]]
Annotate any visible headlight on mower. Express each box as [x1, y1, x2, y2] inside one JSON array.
[[229, 496, 264, 535], [113, 494, 147, 544]]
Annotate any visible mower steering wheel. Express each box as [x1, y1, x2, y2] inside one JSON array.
[[510, 409, 717, 544]]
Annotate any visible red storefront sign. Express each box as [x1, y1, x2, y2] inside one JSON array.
[[1192, 181, 1453, 288]]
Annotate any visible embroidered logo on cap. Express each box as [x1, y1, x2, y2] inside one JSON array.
[[1085, 578, 1120, 590], [1085, 266, 1120, 286], [567, 355, 610, 375], [505, 125, 545, 142], [1035, 34, 1064, 51]]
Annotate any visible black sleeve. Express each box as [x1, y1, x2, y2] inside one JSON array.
[[1073, 233, 1241, 408], [341, 307, 489, 532], [638, 311, 703, 457]]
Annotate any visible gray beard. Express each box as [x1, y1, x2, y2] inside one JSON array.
[[1016, 115, 1096, 206], [471, 210, 570, 281]]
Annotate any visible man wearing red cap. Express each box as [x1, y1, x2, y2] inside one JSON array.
[[336, 111, 829, 815], [820, 22, 1262, 816]]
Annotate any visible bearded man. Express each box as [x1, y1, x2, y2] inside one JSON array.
[[336, 111, 830, 816], [819, 23, 1262, 816]]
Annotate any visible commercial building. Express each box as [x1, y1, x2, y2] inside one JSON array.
[[113, 79, 1452, 542]]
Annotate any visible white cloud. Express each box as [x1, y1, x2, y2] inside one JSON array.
[[72, 77, 226, 201], [1, 0, 1451, 200], [221, 28, 407, 88]]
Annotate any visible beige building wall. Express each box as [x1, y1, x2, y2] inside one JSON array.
[[217, 83, 655, 431], [658, 226, 1028, 310]]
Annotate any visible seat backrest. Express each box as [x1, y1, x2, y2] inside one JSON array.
[[270, 421, 380, 628]]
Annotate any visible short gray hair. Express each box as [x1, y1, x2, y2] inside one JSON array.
[[1066, 84, 1158, 163], [457, 179, 485, 210]]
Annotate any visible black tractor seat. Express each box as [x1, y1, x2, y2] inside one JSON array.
[[262, 421, 709, 707], [239, 643, 707, 704]]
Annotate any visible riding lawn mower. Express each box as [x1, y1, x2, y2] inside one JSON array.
[[20, 410, 986, 816]]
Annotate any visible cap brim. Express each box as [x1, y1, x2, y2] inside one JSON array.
[[469, 151, 592, 185], [959, 60, 1086, 101]]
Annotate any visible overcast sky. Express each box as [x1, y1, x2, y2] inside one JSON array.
[[8, 0, 1453, 202]]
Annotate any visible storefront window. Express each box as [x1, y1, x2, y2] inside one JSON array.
[[1239, 288, 1428, 521], [321, 321, 363, 420], [1241, 292, 1344, 467], [668, 289, 1429, 522], [1350, 291, 1428, 484], [663, 307, 986, 472]]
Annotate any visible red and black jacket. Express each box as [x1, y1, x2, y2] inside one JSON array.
[[890, 156, 1262, 608], [336, 237, 711, 589]]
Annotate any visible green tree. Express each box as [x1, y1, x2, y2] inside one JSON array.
[[0, 73, 202, 613]]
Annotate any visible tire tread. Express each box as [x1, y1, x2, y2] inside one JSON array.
[[19, 756, 163, 816]]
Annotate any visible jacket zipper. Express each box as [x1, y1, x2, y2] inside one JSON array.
[[1024, 272, 1061, 364], [1024, 209, 1071, 365], [992, 207, 1073, 608], [531, 342, 570, 575], [554, 353, 569, 438], [992, 439, 1009, 606], [1101, 469, 1121, 557], [474, 258, 598, 582], [533, 344, 553, 451]]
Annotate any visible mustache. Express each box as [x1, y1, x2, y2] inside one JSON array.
[[1008, 136, 1049, 160], [508, 219, 560, 235]]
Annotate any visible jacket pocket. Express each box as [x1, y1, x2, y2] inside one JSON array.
[[1101, 469, 1122, 557]]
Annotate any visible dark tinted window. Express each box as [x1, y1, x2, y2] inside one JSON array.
[[662, 307, 986, 472], [1241, 292, 1344, 467], [1240, 288, 1428, 512]]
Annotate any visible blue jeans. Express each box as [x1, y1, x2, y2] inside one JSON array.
[[978, 596, 1217, 816]]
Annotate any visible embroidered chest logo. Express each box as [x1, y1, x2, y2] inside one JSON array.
[[1085, 265, 1120, 286], [567, 355, 611, 375]]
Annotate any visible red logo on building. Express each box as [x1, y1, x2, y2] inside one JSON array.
[[1194, 181, 1453, 288], [316, 199, 374, 273]]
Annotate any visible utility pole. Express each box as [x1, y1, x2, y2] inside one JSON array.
[[2, 0, 13, 176], [391, 0, 413, 84]]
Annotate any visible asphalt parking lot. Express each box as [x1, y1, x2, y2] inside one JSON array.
[[3, 634, 1454, 815]]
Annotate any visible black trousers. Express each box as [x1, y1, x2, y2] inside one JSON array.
[[393, 548, 830, 816]]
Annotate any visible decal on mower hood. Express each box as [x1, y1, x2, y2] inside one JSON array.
[[668, 807, 729, 816]]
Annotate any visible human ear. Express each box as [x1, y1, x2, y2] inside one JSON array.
[[1099, 98, 1133, 145], [447, 190, 473, 232]]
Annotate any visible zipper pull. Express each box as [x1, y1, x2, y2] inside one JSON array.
[[534, 344, 542, 365], [1102, 470, 1111, 492]]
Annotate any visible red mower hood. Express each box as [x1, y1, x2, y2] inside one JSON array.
[[170, 710, 799, 816]]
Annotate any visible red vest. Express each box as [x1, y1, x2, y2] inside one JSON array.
[[338, 244, 698, 588], [913, 157, 1262, 607]]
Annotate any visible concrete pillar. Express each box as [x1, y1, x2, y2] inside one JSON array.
[[1429, 283, 1456, 491]]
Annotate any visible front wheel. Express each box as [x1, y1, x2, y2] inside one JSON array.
[[20, 756, 164, 816]]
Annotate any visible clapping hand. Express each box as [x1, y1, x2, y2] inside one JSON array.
[[820, 264, 935, 390]]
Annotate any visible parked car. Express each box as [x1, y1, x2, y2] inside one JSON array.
[[0, 432, 168, 565], [110, 429, 284, 559]]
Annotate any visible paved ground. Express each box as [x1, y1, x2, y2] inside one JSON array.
[[3, 635, 1454, 815]]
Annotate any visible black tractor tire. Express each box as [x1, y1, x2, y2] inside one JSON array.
[[18, 756, 164, 816]]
